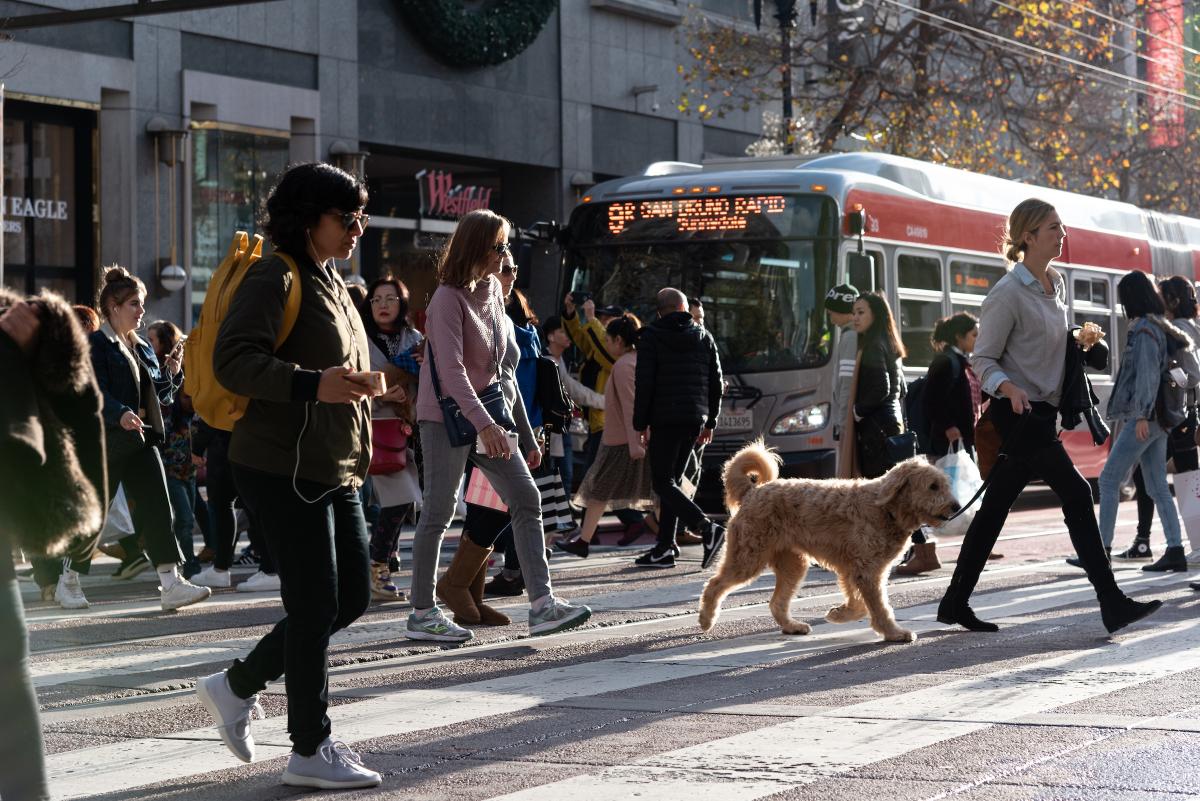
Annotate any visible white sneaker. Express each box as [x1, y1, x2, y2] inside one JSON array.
[[196, 671, 263, 763], [237, 571, 281, 593], [192, 566, 232, 589], [54, 569, 90, 609], [404, 606, 474, 642], [528, 596, 591, 636], [1187, 549, 1200, 568], [281, 738, 381, 789], [161, 578, 212, 611]]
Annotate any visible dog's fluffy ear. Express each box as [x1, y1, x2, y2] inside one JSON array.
[[875, 459, 921, 508]]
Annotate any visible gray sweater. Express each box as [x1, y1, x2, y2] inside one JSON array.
[[970, 263, 1069, 407]]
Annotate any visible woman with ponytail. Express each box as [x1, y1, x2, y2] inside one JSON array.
[[938, 198, 1161, 635], [556, 313, 652, 558]]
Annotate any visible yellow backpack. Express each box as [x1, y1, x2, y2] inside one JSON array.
[[185, 231, 302, 431]]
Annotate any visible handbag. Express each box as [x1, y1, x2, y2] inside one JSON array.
[[369, 418, 410, 475], [426, 319, 516, 448], [885, 430, 918, 464]]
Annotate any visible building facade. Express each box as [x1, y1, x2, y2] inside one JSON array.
[[3, 0, 762, 324]]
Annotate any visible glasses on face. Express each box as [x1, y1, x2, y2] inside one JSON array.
[[492, 242, 511, 255], [500, 264, 517, 276], [333, 211, 370, 232], [370, 295, 401, 306]]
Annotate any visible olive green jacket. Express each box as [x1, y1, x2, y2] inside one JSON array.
[[214, 252, 371, 488]]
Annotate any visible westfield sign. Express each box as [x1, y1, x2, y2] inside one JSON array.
[[416, 169, 494, 219]]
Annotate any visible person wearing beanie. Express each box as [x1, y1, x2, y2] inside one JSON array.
[[824, 283, 858, 477]]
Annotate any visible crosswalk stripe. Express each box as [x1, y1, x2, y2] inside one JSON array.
[[487, 617, 1200, 801], [44, 568, 1192, 800]]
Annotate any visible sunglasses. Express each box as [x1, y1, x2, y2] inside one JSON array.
[[492, 242, 511, 255], [332, 211, 370, 231], [500, 264, 517, 276]]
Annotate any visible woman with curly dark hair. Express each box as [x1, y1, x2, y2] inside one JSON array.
[[195, 162, 383, 790]]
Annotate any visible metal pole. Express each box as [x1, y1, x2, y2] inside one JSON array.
[[775, 2, 798, 154]]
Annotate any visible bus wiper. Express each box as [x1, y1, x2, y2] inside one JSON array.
[[724, 374, 764, 408]]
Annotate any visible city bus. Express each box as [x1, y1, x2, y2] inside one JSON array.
[[558, 152, 1200, 510]]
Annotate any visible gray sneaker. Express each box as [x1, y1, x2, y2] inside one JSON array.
[[281, 738, 382, 789], [529, 596, 592, 636], [196, 671, 263, 763], [405, 606, 474, 642]]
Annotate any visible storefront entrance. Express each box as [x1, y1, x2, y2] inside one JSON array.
[[2, 99, 96, 302]]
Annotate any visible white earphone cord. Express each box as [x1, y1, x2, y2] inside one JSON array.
[[293, 402, 339, 504]]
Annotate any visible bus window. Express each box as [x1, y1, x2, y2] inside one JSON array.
[[898, 254, 941, 292], [899, 298, 943, 368], [846, 249, 884, 291], [1074, 277, 1110, 307], [950, 260, 1006, 297]]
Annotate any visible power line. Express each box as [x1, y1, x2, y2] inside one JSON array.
[[1052, 0, 1200, 60]]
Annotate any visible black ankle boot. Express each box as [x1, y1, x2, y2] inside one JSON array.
[[936, 599, 1000, 632], [1066, 547, 1110, 569], [1099, 594, 1163, 634], [1142, 546, 1187, 573]]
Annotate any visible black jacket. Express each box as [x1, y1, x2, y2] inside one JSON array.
[[0, 288, 106, 558], [854, 336, 903, 428], [633, 311, 723, 431], [924, 350, 973, 457], [1060, 326, 1110, 445], [89, 326, 180, 436]]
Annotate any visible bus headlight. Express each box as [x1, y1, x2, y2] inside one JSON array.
[[770, 403, 830, 435]]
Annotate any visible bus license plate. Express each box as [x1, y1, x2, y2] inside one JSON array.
[[718, 411, 753, 432]]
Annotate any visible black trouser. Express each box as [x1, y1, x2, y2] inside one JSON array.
[[207, 431, 275, 574], [943, 400, 1120, 609], [1133, 420, 1199, 539], [226, 465, 371, 756], [651, 425, 709, 548], [72, 431, 181, 573], [0, 533, 48, 801]]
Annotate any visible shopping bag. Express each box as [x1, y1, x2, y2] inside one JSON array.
[[465, 467, 508, 513], [536, 466, 573, 532], [1173, 469, 1200, 553], [934, 443, 983, 538], [99, 485, 135, 546]]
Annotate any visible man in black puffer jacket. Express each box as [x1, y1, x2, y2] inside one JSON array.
[[633, 288, 725, 570]]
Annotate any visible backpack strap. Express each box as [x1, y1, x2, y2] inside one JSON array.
[[271, 252, 304, 350]]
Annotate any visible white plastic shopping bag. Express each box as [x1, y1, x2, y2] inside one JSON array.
[[99, 484, 135, 545], [934, 443, 983, 538], [1173, 469, 1200, 553]]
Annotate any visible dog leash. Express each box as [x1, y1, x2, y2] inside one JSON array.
[[941, 408, 1033, 523]]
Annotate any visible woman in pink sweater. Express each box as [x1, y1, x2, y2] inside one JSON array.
[[406, 209, 591, 642], [555, 314, 652, 558]]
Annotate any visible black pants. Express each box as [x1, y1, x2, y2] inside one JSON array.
[[72, 431, 181, 573], [651, 425, 709, 548], [0, 534, 48, 801], [225, 465, 371, 756], [207, 432, 275, 573], [943, 400, 1120, 608], [1133, 420, 1199, 539]]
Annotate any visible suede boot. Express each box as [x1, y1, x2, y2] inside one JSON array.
[[469, 556, 512, 626], [1099, 593, 1163, 634], [436, 535, 491, 625], [895, 541, 941, 576], [937, 573, 999, 632], [1142, 545, 1187, 573]]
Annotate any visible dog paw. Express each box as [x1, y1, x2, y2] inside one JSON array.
[[826, 605, 866, 624], [698, 612, 715, 632], [780, 621, 811, 635], [884, 628, 917, 643]]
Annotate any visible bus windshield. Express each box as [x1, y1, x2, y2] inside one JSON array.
[[565, 195, 839, 374]]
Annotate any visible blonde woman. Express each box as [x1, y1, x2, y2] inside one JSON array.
[[938, 199, 1161, 635]]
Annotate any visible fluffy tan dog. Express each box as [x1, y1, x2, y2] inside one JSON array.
[[698, 441, 961, 643]]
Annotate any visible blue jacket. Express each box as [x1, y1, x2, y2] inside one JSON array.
[[512, 322, 542, 429], [89, 326, 181, 434], [1106, 316, 1189, 423]]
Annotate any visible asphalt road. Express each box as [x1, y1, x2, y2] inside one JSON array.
[[19, 488, 1200, 801]]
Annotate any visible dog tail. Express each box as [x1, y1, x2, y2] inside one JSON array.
[[722, 439, 781, 512]]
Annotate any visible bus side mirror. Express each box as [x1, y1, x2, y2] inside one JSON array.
[[847, 252, 875, 292], [847, 208, 866, 236]]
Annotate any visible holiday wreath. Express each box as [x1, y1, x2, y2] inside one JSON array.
[[399, 0, 557, 68]]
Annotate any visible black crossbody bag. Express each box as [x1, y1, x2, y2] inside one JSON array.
[[427, 316, 516, 448]]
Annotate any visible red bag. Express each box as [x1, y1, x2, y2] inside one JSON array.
[[369, 418, 410, 475]]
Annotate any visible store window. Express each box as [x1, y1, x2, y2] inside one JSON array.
[[191, 126, 289, 322], [3, 101, 94, 301]]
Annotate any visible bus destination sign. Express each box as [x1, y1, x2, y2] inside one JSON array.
[[606, 194, 790, 236]]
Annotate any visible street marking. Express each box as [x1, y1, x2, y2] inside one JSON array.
[[43, 569, 1194, 800], [488, 618, 1200, 801]]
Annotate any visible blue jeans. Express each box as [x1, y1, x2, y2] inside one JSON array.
[[1099, 421, 1183, 549], [166, 476, 198, 567]]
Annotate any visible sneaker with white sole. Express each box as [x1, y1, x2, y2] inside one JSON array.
[[196, 671, 263, 763], [1187, 549, 1200, 568], [634, 546, 676, 569], [281, 737, 381, 789], [40, 584, 55, 602], [528, 596, 591, 636], [161, 579, 212, 611], [112, 553, 151, 580], [55, 568, 90, 609], [404, 606, 474, 642], [1113, 539, 1153, 562], [237, 571, 281, 593], [192, 566, 232, 589]]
